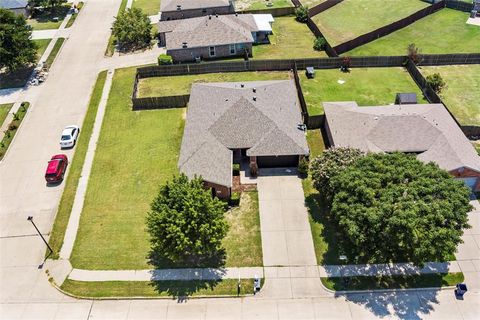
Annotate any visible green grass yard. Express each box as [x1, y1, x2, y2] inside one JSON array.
[[299, 67, 425, 116], [300, 0, 326, 8], [132, 0, 161, 16], [137, 71, 291, 97], [253, 16, 328, 59], [0, 104, 13, 126], [312, 0, 429, 47], [420, 65, 480, 126], [348, 9, 480, 56], [27, 5, 70, 30], [237, 0, 293, 10]]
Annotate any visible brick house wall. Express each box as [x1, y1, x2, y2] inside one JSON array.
[[160, 5, 234, 21], [449, 167, 480, 191], [166, 42, 253, 63], [204, 181, 231, 199]]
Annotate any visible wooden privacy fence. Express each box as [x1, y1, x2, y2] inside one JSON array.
[[240, 6, 296, 16], [132, 94, 190, 110], [308, 0, 343, 18], [333, 1, 445, 54], [418, 53, 480, 66], [445, 0, 474, 12]]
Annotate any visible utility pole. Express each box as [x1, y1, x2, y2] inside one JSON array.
[[27, 216, 54, 255]]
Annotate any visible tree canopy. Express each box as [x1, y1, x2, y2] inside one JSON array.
[[146, 174, 228, 264], [112, 8, 152, 51], [329, 152, 472, 265], [0, 9, 37, 72]]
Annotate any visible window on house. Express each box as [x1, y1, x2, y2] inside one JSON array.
[[209, 46, 216, 57], [202, 8, 207, 13], [229, 44, 236, 55]]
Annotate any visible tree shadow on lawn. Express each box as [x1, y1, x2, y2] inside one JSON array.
[[31, 6, 70, 24], [149, 279, 223, 302], [0, 67, 35, 89]]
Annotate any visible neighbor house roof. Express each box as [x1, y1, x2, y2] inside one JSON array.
[[0, 0, 28, 9], [158, 14, 258, 50], [324, 102, 480, 173], [161, 0, 231, 12], [179, 80, 309, 187]]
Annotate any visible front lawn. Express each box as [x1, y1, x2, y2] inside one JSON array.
[[235, 0, 293, 10], [0, 39, 51, 89], [132, 0, 161, 16], [253, 16, 328, 59], [0, 103, 13, 126], [419, 65, 480, 126], [299, 67, 425, 116], [312, 0, 429, 47], [348, 9, 480, 56], [137, 71, 291, 97], [27, 5, 70, 30]]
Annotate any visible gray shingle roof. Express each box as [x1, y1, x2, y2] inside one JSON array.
[[158, 14, 257, 50], [0, 0, 28, 9], [179, 80, 309, 187], [324, 102, 480, 173], [161, 0, 231, 12]]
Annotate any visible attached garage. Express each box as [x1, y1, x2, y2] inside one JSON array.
[[257, 155, 299, 168]]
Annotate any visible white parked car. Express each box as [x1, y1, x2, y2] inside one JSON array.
[[60, 125, 80, 148]]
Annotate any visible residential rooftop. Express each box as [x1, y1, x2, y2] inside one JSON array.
[[0, 0, 28, 9]]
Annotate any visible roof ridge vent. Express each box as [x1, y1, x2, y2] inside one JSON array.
[[253, 96, 257, 101], [240, 83, 244, 88], [177, 5, 181, 10], [253, 87, 256, 93]]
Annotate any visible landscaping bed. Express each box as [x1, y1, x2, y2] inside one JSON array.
[[312, 0, 429, 47], [347, 9, 480, 56], [299, 67, 425, 116], [0, 102, 29, 160], [137, 71, 291, 97], [253, 16, 328, 59], [321, 273, 464, 291], [419, 65, 480, 126], [61, 278, 257, 298], [132, 0, 161, 16]]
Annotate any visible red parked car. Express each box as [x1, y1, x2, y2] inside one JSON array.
[[45, 154, 68, 183]]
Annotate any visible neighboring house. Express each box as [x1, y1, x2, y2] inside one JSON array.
[[157, 14, 274, 62], [179, 80, 309, 198], [0, 0, 29, 17], [323, 102, 480, 191], [160, 0, 234, 21]]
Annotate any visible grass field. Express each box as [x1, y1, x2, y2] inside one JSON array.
[[0, 104, 13, 126], [321, 273, 464, 291], [253, 16, 328, 59], [235, 0, 293, 10], [47, 71, 108, 258], [0, 39, 51, 89], [312, 0, 429, 46], [420, 65, 480, 126], [61, 279, 257, 298], [28, 5, 70, 30], [132, 0, 161, 16], [300, 0, 326, 7], [137, 71, 291, 97], [299, 67, 425, 116], [348, 9, 480, 56]]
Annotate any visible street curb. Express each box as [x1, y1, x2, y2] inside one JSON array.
[[0, 102, 30, 164]]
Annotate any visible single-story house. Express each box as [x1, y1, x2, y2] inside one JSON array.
[[323, 102, 480, 191], [157, 14, 274, 62], [0, 0, 29, 17], [179, 80, 310, 198], [160, 0, 234, 21]]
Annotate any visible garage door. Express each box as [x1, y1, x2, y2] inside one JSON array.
[[257, 155, 299, 168]]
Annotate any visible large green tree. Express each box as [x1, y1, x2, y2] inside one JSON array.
[[310, 147, 363, 202], [146, 174, 228, 263], [0, 9, 37, 72], [330, 152, 472, 265], [112, 8, 152, 51]]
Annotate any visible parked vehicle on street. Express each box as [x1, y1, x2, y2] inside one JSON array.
[[59, 125, 80, 148], [45, 154, 68, 184]]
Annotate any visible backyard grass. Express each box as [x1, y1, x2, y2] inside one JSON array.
[[0, 103, 29, 160], [312, 0, 429, 47], [137, 71, 291, 97], [223, 191, 262, 267], [132, 0, 161, 16], [306, 129, 325, 158], [420, 65, 480, 126], [236, 0, 293, 10], [47, 71, 108, 258], [44, 38, 65, 70], [348, 9, 480, 56], [253, 16, 328, 59], [61, 279, 258, 298], [321, 273, 464, 291], [27, 5, 70, 30], [0, 39, 51, 89], [300, 0, 326, 8], [65, 2, 84, 28], [0, 103, 13, 126], [299, 67, 426, 115]]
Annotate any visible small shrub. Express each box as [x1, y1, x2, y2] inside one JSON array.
[[3, 130, 10, 138], [229, 192, 241, 206], [158, 54, 173, 65], [232, 163, 241, 176], [298, 157, 309, 176], [426, 73, 446, 94], [12, 112, 19, 121], [407, 43, 422, 65], [313, 37, 327, 51], [295, 6, 309, 23], [8, 123, 17, 131]]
